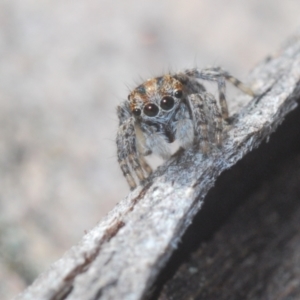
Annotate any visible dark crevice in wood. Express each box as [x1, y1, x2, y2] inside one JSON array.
[[92, 280, 118, 300], [52, 286, 73, 300]]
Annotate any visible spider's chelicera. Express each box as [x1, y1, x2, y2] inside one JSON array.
[[116, 67, 255, 189]]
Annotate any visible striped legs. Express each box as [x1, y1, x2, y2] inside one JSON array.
[[185, 67, 255, 120], [116, 115, 152, 190], [187, 92, 223, 155]]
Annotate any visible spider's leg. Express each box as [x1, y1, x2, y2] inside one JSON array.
[[184, 67, 256, 119], [173, 73, 206, 94], [134, 125, 153, 175], [223, 72, 256, 97], [117, 101, 132, 125], [139, 155, 152, 175], [202, 67, 256, 96], [204, 92, 223, 147], [184, 68, 229, 119], [187, 93, 210, 155], [216, 74, 228, 120], [116, 116, 147, 190]]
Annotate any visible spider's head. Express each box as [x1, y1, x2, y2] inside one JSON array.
[[128, 75, 184, 121]]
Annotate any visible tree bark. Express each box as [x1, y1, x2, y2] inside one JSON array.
[[15, 34, 300, 300], [158, 107, 300, 300]]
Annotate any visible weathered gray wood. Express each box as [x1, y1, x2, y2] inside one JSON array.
[[15, 34, 300, 300], [158, 127, 300, 299]]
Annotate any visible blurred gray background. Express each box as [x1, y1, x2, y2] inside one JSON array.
[[0, 0, 299, 298]]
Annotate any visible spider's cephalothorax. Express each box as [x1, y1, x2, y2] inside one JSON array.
[[116, 67, 255, 189]]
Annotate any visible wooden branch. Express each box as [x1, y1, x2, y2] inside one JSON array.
[[15, 35, 300, 300], [158, 107, 300, 299]]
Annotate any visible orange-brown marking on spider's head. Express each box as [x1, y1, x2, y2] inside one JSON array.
[[128, 75, 183, 112], [156, 75, 183, 96]]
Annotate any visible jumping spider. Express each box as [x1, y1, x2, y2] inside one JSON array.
[[116, 67, 255, 190]]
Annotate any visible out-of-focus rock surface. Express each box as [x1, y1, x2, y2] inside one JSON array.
[[0, 0, 299, 298]]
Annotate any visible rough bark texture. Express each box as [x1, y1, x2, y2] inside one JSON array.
[[158, 106, 300, 300], [15, 35, 300, 300], [161, 165, 300, 299]]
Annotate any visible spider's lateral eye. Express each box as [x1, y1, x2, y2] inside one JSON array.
[[174, 90, 183, 98], [143, 103, 159, 117], [160, 96, 175, 111], [132, 108, 141, 116]]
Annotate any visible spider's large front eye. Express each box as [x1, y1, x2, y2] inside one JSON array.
[[143, 103, 159, 117], [160, 96, 174, 111], [132, 108, 141, 116]]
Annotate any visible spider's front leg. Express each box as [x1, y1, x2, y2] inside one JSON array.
[[187, 92, 223, 154], [204, 92, 223, 146], [116, 110, 152, 190], [187, 93, 210, 155]]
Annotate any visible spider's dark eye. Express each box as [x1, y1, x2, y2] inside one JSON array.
[[174, 90, 183, 98], [160, 96, 174, 111], [132, 108, 141, 116], [143, 103, 159, 117]]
